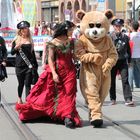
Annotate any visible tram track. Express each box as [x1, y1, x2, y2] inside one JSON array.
[[0, 94, 40, 140], [77, 98, 140, 140], [1, 73, 140, 140]]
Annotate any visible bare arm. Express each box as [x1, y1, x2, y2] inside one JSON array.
[[42, 41, 47, 69], [48, 47, 59, 83]]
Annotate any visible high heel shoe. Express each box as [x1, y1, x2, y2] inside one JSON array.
[[17, 98, 23, 104]]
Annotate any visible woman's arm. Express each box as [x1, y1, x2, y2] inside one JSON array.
[[31, 45, 38, 69], [42, 41, 47, 69], [11, 41, 21, 55], [48, 47, 59, 83]]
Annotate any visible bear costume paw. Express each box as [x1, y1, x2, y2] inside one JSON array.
[[91, 119, 103, 128]]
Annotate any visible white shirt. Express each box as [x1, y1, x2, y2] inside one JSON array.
[[130, 32, 140, 58], [72, 28, 81, 39]]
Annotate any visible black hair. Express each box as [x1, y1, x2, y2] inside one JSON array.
[[0, 22, 1, 27], [131, 21, 139, 31], [53, 21, 75, 39]]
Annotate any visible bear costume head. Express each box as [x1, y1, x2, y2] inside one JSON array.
[[76, 9, 113, 41]]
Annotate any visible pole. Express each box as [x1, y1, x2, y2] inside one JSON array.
[[133, 0, 135, 20]]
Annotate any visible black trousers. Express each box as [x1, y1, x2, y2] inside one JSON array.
[[16, 67, 32, 98], [110, 59, 132, 101]]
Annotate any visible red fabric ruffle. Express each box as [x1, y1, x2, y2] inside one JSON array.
[[15, 65, 81, 126]]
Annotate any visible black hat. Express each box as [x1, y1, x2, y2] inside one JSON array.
[[111, 18, 124, 26], [17, 21, 30, 29]]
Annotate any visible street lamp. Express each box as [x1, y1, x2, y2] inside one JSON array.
[[132, 0, 135, 20]]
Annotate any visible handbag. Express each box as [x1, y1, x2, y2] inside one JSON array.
[[18, 49, 39, 85], [0, 64, 7, 82]]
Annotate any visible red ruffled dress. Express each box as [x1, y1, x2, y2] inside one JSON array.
[[15, 41, 81, 127]]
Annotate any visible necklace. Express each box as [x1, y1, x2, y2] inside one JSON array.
[[54, 39, 71, 54]]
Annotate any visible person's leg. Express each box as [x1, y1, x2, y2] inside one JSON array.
[[133, 59, 140, 88], [110, 66, 118, 103], [24, 71, 32, 97], [133, 58, 140, 88], [119, 61, 133, 104], [57, 71, 81, 127], [128, 64, 134, 91], [16, 74, 25, 103]]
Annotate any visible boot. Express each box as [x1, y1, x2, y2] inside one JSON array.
[[64, 118, 74, 128]]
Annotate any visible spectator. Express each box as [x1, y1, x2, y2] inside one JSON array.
[[0, 22, 7, 81], [11, 21, 38, 104], [129, 21, 140, 89], [109, 18, 134, 106]]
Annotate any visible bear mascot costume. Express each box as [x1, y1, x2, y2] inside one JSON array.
[[75, 9, 118, 127]]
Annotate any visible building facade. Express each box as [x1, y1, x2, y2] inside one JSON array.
[[41, 0, 59, 23], [59, 0, 88, 22], [126, 0, 140, 20], [40, 0, 140, 24]]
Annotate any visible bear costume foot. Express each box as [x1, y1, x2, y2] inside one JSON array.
[[91, 119, 103, 128]]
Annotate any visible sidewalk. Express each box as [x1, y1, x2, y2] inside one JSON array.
[[0, 67, 140, 140], [102, 79, 140, 138], [0, 107, 21, 140]]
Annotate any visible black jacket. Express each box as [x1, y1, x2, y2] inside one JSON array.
[[11, 41, 38, 68], [0, 36, 7, 63], [110, 31, 131, 63]]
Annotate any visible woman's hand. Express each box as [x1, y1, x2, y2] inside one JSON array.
[[42, 63, 46, 70], [2, 61, 6, 66], [52, 72, 59, 83], [15, 43, 21, 50]]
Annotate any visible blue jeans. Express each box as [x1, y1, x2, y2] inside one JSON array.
[[133, 58, 140, 88], [128, 66, 134, 90]]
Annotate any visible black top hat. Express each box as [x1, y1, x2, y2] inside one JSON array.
[[111, 18, 124, 26], [17, 21, 30, 29]]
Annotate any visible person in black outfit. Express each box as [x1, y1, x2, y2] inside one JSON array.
[[0, 22, 7, 103], [109, 18, 134, 106], [0, 22, 7, 80], [11, 21, 38, 104], [0, 22, 7, 67]]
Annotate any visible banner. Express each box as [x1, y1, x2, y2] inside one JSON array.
[[14, 0, 23, 23], [0, 0, 16, 29], [22, 0, 36, 27], [4, 35, 52, 52]]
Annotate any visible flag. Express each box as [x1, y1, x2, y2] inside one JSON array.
[[22, 0, 36, 27]]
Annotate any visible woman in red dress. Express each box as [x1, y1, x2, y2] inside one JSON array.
[[16, 21, 81, 128]]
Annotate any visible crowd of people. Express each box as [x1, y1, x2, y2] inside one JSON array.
[[33, 21, 59, 36], [1, 10, 140, 128]]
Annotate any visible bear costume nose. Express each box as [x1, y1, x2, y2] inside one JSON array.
[[93, 30, 97, 35]]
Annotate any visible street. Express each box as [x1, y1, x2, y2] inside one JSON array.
[[0, 66, 140, 140]]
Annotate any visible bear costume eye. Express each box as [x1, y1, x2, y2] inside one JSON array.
[[89, 23, 101, 28], [96, 23, 101, 28], [89, 23, 94, 28]]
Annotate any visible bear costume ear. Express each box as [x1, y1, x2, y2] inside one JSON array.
[[76, 9, 86, 21], [105, 9, 114, 20]]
